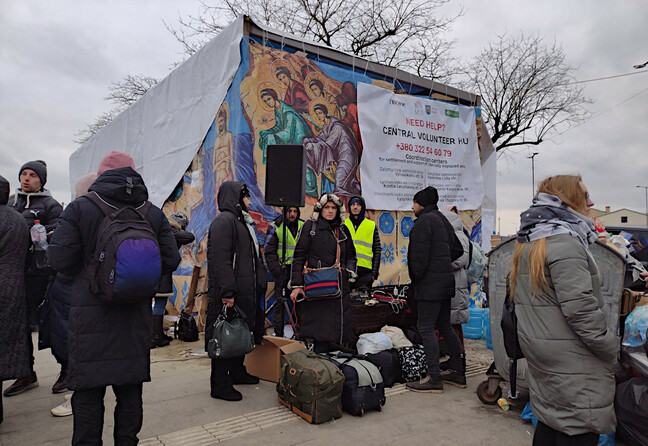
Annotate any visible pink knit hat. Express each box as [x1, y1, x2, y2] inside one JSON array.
[[97, 151, 136, 175], [74, 173, 97, 198]]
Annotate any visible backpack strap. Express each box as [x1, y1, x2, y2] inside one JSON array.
[[85, 191, 152, 217]]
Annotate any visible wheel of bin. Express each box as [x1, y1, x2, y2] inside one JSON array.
[[476, 380, 502, 405], [359, 409, 364, 417]]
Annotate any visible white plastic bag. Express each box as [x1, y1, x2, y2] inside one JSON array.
[[357, 332, 393, 355]]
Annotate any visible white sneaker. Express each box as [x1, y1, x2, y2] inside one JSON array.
[[51, 394, 73, 417]]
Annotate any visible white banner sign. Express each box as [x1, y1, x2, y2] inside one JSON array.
[[358, 83, 484, 211]]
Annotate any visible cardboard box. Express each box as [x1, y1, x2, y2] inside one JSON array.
[[244, 336, 305, 383]]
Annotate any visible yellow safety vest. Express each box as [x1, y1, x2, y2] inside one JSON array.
[[274, 220, 304, 265], [344, 218, 375, 269]]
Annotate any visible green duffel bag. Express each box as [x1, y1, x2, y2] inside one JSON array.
[[277, 350, 345, 424]]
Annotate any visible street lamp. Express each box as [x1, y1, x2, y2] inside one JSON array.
[[637, 185, 648, 226], [528, 152, 539, 198]]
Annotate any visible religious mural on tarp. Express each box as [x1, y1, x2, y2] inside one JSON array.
[[161, 37, 484, 316]]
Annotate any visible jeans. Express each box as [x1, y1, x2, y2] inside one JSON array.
[[152, 296, 168, 316], [72, 383, 143, 446], [417, 299, 462, 379], [533, 421, 599, 446]]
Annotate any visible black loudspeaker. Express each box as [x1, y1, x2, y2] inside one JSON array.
[[265, 144, 306, 207]]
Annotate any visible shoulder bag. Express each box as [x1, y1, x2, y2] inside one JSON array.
[[303, 228, 342, 300]]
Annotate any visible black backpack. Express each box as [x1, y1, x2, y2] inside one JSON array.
[[86, 192, 162, 305], [175, 310, 199, 342]]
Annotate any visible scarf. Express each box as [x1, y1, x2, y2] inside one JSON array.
[[242, 211, 260, 257], [517, 193, 598, 255]]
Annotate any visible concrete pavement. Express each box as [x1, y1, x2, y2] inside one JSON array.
[[1, 334, 537, 446]]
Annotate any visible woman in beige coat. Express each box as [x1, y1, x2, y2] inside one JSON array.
[[510, 175, 618, 446]]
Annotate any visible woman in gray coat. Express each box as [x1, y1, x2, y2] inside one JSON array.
[[510, 175, 618, 446], [440, 208, 470, 369]]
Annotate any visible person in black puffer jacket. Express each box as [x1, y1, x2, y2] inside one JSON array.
[[406, 186, 465, 394], [48, 151, 180, 445], [205, 181, 268, 402], [289, 193, 357, 353]]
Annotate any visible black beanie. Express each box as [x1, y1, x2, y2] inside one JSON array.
[[413, 186, 439, 208], [19, 160, 47, 189], [0, 175, 9, 205]]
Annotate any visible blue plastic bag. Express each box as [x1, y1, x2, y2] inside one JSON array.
[[623, 305, 648, 348]]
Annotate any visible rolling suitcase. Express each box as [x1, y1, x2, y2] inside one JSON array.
[[328, 352, 386, 416]]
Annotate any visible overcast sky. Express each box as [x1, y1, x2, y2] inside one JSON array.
[[1, 1, 647, 235]]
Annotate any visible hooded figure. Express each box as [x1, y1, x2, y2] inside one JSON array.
[[48, 154, 180, 445], [289, 193, 357, 352], [205, 181, 268, 402], [0, 174, 31, 423], [344, 195, 381, 289]]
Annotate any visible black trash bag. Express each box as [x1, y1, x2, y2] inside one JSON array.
[[615, 377, 648, 445]]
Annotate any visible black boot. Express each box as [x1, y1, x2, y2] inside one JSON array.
[[231, 356, 259, 385], [151, 315, 170, 349], [210, 358, 242, 401]]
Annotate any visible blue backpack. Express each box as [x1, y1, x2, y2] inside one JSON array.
[[86, 192, 162, 304]]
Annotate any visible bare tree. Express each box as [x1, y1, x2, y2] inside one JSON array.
[[167, 0, 460, 79], [76, 75, 159, 143], [80, 0, 461, 141], [462, 33, 590, 154]]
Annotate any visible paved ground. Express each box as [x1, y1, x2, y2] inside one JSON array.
[[1, 334, 537, 446]]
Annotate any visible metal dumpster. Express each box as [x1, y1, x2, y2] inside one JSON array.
[[478, 238, 626, 404]]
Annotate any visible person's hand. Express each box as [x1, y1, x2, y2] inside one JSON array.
[[222, 297, 234, 308], [290, 288, 304, 302], [641, 271, 648, 289]]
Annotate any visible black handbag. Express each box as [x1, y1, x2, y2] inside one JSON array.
[[207, 304, 255, 359], [175, 310, 199, 342]]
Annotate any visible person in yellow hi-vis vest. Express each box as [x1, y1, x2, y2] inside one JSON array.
[[264, 206, 304, 337], [344, 196, 381, 290]]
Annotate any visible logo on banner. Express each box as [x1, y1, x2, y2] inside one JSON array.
[[414, 101, 424, 115], [445, 109, 459, 118], [425, 105, 431, 115]]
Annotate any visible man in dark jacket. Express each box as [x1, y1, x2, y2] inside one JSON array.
[[0, 175, 31, 425], [206, 181, 267, 401], [406, 186, 465, 393], [344, 195, 381, 290], [264, 206, 303, 337], [151, 211, 195, 348], [4, 160, 63, 397], [48, 151, 180, 445]]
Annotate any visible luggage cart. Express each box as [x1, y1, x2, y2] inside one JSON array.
[[477, 239, 626, 405]]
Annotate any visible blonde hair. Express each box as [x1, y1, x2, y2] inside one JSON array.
[[510, 174, 586, 297], [537, 174, 588, 215]]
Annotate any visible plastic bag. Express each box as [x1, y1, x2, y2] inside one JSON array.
[[623, 305, 648, 348], [357, 332, 393, 355], [380, 325, 413, 348]]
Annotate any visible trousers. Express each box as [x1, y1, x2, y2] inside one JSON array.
[[533, 421, 599, 446], [72, 383, 143, 446], [417, 299, 463, 379]]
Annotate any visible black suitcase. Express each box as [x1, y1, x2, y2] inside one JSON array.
[[328, 352, 386, 416], [361, 348, 402, 387]]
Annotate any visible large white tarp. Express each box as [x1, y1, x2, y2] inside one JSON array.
[[68, 17, 244, 207]]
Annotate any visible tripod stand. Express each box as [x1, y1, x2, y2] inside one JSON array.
[[264, 206, 296, 337]]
